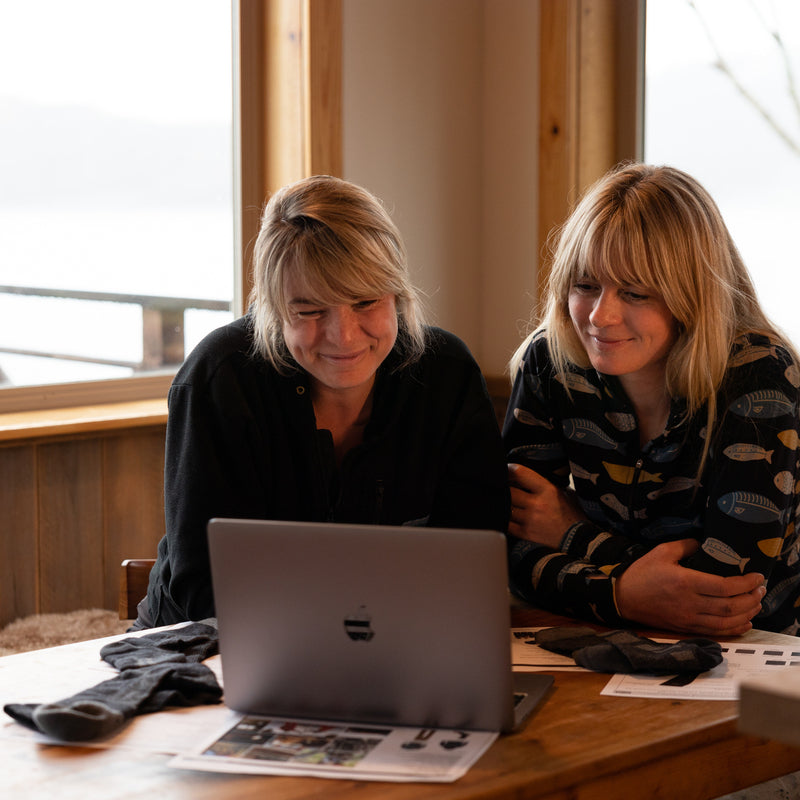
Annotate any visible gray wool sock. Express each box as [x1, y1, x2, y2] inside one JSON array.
[[534, 626, 723, 675], [4, 622, 222, 741]]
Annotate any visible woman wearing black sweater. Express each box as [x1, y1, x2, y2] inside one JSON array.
[[136, 175, 509, 627]]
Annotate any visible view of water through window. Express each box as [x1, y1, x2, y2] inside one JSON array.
[[0, 0, 234, 388]]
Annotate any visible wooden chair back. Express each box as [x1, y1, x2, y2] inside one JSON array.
[[119, 558, 156, 620]]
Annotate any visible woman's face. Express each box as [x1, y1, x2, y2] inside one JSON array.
[[568, 276, 678, 388], [282, 273, 398, 398]]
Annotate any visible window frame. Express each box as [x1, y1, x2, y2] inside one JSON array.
[[537, 0, 643, 286], [0, 0, 342, 417]]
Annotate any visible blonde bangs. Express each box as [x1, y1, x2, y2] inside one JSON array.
[[579, 214, 652, 290], [280, 251, 406, 313]]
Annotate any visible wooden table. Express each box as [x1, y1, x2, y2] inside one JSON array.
[[4, 607, 800, 800]]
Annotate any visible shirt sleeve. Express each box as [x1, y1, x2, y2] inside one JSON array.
[[506, 537, 628, 625], [503, 334, 571, 488], [502, 336, 631, 624], [151, 361, 277, 624]]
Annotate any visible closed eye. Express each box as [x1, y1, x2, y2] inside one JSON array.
[[622, 288, 651, 302], [352, 299, 380, 310], [292, 306, 325, 319]]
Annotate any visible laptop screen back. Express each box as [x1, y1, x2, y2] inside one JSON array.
[[207, 518, 517, 732]]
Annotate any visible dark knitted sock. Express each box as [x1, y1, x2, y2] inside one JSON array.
[[532, 626, 606, 656], [534, 626, 723, 674], [99, 623, 219, 669], [4, 622, 222, 741]]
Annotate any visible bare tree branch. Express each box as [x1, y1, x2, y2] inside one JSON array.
[[687, 0, 800, 156], [749, 0, 800, 127]]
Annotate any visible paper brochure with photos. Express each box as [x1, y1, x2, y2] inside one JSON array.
[[170, 713, 498, 782]]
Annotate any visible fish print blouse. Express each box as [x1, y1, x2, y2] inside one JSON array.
[[503, 331, 800, 634]]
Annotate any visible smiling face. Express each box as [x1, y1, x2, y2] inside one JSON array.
[[568, 277, 678, 391], [282, 273, 398, 400]]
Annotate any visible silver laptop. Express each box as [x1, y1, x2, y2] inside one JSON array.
[[207, 518, 552, 733]]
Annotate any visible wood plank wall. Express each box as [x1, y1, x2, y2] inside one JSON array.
[[0, 426, 166, 629]]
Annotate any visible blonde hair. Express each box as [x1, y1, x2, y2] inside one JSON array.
[[512, 163, 793, 451], [249, 175, 427, 372]]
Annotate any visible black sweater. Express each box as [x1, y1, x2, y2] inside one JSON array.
[[147, 317, 510, 624]]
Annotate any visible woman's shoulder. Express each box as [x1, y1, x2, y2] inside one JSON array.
[[398, 327, 486, 388], [514, 329, 567, 377], [172, 316, 264, 388], [725, 332, 800, 394], [422, 326, 472, 357], [728, 333, 799, 374]]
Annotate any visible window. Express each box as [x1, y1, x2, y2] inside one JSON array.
[[645, 0, 800, 344], [0, 1, 235, 403]]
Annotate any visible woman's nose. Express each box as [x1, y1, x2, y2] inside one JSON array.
[[588, 290, 622, 327], [327, 307, 358, 343]]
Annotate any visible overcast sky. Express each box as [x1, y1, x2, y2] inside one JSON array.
[[0, 0, 232, 125]]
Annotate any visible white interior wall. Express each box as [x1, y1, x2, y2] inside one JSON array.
[[481, 1, 539, 374], [342, 0, 539, 377]]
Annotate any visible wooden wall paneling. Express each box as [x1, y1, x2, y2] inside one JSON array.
[[0, 445, 37, 627], [102, 429, 166, 611], [37, 439, 105, 613]]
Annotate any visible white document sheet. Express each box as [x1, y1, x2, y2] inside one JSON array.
[[512, 625, 800, 701], [601, 640, 800, 700], [170, 714, 497, 782]]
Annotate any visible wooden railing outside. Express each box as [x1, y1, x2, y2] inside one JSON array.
[[0, 285, 232, 374]]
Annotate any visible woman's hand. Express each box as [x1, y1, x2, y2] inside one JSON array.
[[507, 463, 586, 549], [615, 539, 766, 636]]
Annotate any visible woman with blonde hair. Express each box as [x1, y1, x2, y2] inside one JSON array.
[[505, 163, 800, 636], [136, 175, 509, 628]]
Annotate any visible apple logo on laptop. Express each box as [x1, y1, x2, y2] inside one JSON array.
[[344, 605, 374, 641]]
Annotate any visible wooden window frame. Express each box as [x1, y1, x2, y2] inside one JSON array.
[[237, 0, 342, 308], [0, 0, 342, 434], [538, 0, 644, 284]]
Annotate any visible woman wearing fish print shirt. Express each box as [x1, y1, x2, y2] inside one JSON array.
[[504, 163, 800, 636]]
